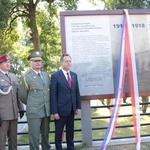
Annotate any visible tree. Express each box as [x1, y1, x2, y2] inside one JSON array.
[[0, 0, 12, 29], [0, 0, 79, 52], [36, 3, 62, 73], [0, 0, 78, 73], [9, 52, 26, 76], [0, 0, 97, 74], [0, 0, 81, 73], [103, 0, 150, 9]]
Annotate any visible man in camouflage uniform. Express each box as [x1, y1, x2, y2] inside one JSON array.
[[18, 51, 51, 150]]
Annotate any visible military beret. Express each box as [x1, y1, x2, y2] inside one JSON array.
[[0, 54, 9, 63], [28, 51, 42, 61]]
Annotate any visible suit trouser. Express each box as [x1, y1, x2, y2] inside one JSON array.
[[27, 116, 50, 150], [0, 119, 18, 150], [55, 110, 75, 150]]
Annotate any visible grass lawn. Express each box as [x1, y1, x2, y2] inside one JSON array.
[[18, 99, 150, 149]]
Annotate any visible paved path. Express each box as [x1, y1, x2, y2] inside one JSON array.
[[16, 143, 100, 150], [17, 145, 100, 150]]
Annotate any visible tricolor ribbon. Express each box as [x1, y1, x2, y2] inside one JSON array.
[[100, 9, 140, 150]]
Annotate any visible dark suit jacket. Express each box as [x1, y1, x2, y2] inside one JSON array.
[[50, 70, 81, 116]]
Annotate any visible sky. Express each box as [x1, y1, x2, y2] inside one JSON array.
[[78, 0, 105, 10]]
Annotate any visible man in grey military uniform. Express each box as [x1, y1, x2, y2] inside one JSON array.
[[18, 51, 51, 150], [0, 54, 24, 150]]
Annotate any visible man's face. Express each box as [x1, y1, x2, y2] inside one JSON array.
[[0, 60, 10, 72], [30, 60, 42, 71], [61, 56, 71, 71]]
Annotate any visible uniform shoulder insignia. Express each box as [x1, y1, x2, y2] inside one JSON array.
[[22, 70, 30, 77]]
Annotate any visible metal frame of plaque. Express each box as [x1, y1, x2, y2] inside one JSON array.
[[60, 9, 150, 100]]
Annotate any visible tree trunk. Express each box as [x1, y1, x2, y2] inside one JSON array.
[[28, 1, 41, 52]]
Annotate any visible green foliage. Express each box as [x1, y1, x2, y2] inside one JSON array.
[[0, 0, 97, 75], [103, 0, 150, 9], [54, 0, 79, 10], [37, 3, 61, 74], [0, 0, 12, 29], [0, 19, 20, 55], [8, 52, 26, 76]]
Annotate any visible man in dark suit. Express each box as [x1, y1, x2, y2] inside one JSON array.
[[50, 54, 81, 150]]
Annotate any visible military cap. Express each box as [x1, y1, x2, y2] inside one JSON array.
[[28, 51, 42, 61], [0, 54, 9, 63]]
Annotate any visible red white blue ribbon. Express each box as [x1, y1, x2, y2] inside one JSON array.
[[100, 9, 140, 150]]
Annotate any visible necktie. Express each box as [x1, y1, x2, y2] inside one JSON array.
[[67, 72, 72, 88], [5, 73, 10, 79], [38, 73, 44, 82], [38, 73, 41, 77], [5, 73, 10, 80], [5, 73, 9, 77]]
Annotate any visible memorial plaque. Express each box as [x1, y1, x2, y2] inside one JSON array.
[[60, 9, 150, 98]]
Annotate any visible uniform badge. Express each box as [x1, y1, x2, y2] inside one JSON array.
[[31, 82, 36, 86], [36, 51, 40, 55]]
